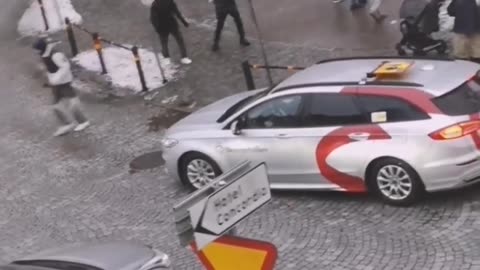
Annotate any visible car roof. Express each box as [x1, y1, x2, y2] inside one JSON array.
[[14, 241, 155, 270], [272, 57, 480, 97]]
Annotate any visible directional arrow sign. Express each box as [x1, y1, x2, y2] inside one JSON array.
[[194, 162, 271, 250]]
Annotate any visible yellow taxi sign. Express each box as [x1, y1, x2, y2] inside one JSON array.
[[373, 61, 414, 76]]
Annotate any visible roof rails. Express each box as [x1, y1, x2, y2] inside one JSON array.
[[272, 81, 423, 93], [316, 55, 454, 65]]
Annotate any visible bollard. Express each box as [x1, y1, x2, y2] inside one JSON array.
[[241, 60, 255, 91], [132, 46, 148, 92], [65, 18, 78, 57], [37, 0, 49, 31], [92, 33, 107, 74]]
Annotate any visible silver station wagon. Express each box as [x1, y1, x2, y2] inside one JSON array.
[[162, 56, 480, 206]]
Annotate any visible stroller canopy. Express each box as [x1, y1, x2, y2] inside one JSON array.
[[400, 0, 431, 18], [399, 0, 442, 34]]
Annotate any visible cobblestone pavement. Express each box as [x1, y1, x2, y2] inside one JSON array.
[[1, 1, 480, 270]]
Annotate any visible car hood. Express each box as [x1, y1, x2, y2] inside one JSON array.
[[166, 90, 262, 134], [14, 241, 156, 270]]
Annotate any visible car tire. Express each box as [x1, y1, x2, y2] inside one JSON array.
[[367, 158, 425, 206], [179, 152, 222, 190]]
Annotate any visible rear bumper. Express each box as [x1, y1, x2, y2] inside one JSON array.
[[420, 153, 480, 191]]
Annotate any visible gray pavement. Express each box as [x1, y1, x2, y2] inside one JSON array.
[[1, 0, 480, 270]]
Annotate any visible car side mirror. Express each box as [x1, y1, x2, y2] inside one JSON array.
[[231, 118, 244, 135]]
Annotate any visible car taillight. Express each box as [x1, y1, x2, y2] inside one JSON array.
[[429, 120, 480, 140]]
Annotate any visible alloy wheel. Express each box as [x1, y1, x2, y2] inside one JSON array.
[[186, 159, 217, 189], [376, 165, 413, 201]]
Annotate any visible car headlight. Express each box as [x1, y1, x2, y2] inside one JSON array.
[[161, 138, 178, 149]]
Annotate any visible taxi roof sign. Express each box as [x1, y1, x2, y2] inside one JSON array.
[[372, 61, 414, 76]]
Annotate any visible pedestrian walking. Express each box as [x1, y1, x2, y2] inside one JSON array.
[[32, 38, 90, 137], [448, 0, 480, 62], [369, 0, 387, 22], [150, 0, 192, 65], [209, 0, 250, 51]]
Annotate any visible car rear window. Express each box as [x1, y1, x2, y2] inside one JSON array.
[[432, 79, 480, 116]]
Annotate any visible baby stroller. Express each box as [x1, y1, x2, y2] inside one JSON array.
[[396, 0, 447, 56]]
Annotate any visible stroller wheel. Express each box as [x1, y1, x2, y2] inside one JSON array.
[[436, 41, 448, 55]]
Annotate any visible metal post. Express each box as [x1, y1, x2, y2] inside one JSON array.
[[247, 0, 273, 88], [65, 18, 78, 56], [37, 0, 49, 31], [242, 60, 255, 90], [132, 46, 148, 92], [92, 33, 107, 74]]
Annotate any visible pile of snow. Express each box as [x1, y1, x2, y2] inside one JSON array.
[[18, 0, 82, 36], [73, 46, 178, 93]]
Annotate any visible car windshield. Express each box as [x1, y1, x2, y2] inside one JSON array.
[[216, 87, 272, 123]]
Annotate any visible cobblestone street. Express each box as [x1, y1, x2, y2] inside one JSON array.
[[1, 0, 480, 270]]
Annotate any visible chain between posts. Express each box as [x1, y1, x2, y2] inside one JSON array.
[[64, 18, 155, 92]]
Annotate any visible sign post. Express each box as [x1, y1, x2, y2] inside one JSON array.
[[173, 161, 272, 250]]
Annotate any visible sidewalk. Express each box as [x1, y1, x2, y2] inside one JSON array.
[[66, 0, 396, 108]]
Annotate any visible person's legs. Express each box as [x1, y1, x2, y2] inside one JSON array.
[[230, 9, 249, 45], [159, 33, 170, 59], [213, 10, 228, 51], [52, 98, 75, 136], [171, 28, 188, 59], [369, 0, 386, 22], [453, 34, 471, 60], [469, 33, 480, 63]]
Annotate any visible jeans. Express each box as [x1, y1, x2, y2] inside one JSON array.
[[214, 8, 246, 44], [369, 0, 384, 14], [159, 28, 187, 58], [53, 97, 88, 125]]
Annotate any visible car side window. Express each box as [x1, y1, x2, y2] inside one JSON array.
[[304, 94, 367, 127], [356, 95, 430, 123], [243, 95, 303, 129]]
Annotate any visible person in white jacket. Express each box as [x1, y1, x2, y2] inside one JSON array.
[[33, 38, 90, 137]]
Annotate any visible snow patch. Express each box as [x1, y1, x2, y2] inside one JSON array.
[[18, 0, 82, 36], [73, 46, 178, 93]]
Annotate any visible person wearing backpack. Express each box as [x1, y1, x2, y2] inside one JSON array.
[[33, 38, 90, 137]]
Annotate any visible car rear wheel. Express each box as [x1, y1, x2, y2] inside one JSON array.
[[368, 158, 424, 206], [179, 153, 222, 190]]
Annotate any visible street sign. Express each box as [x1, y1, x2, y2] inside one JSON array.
[[200, 163, 270, 235], [173, 161, 271, 250], [191, 235, 277, 270]]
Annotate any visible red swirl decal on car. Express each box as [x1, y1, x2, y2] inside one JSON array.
[[316, 125, 391, 192]]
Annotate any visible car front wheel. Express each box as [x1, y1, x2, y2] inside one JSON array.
[[179, 153, 222, 190], [368, 158, 425, 206]]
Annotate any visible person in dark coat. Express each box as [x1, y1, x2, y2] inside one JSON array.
[[448, 0, 480, 61], [150, 0, 192, 64], [209, 0, 250, 51]]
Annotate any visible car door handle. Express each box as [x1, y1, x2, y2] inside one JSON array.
[[276, 133, 290, 139], [348, 132, 370, 141]]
